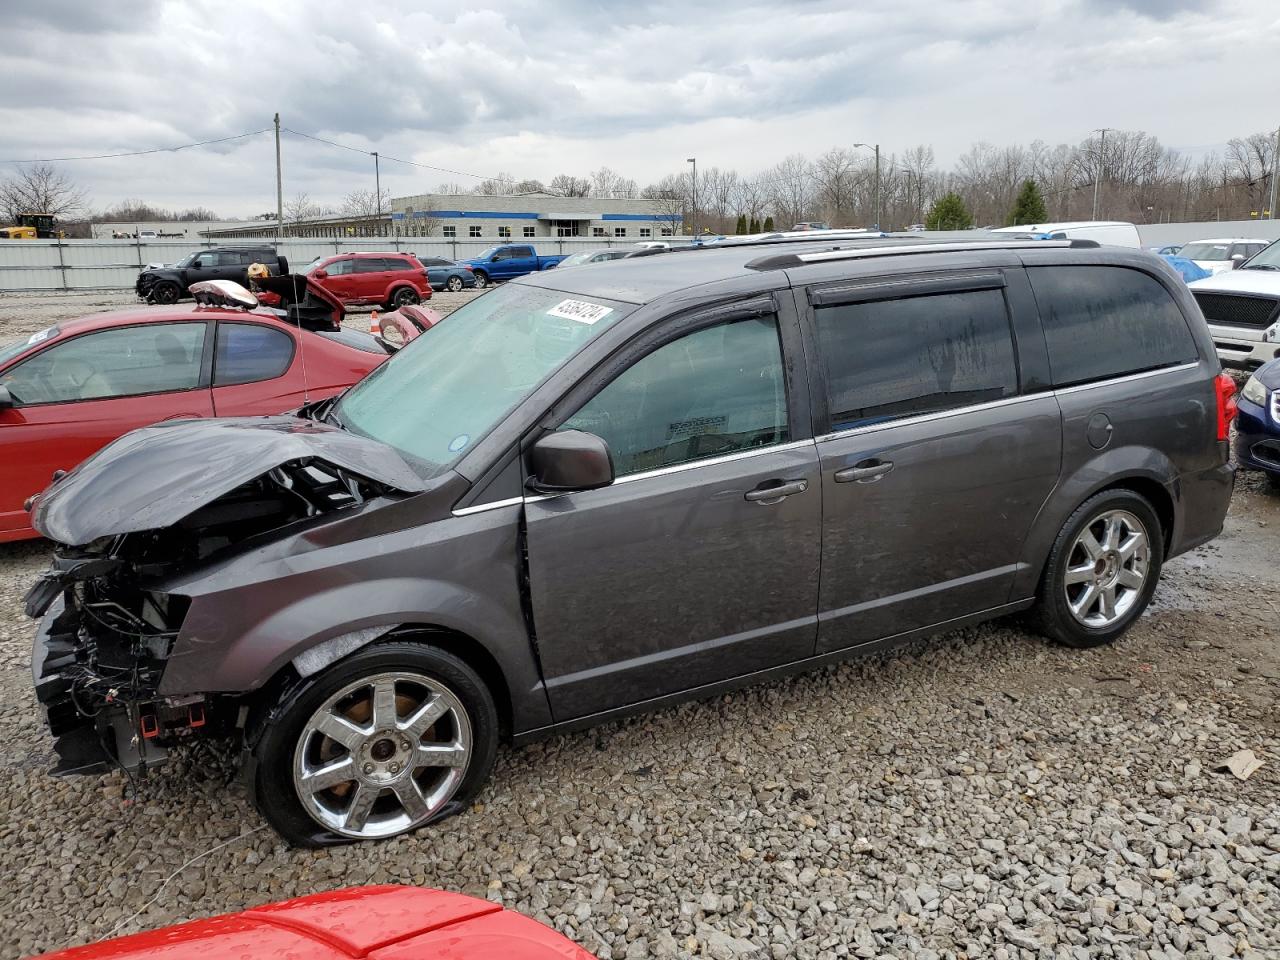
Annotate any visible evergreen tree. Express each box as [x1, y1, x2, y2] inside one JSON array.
[[749, 217, 760, 233], [735, 214, 747, 234], [1007, 179, 1048, 226], [762, 215, 775, 231], [925, 193, 974, 231]]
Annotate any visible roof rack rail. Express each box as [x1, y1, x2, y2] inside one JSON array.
[[669, 231, 896, 254], [745, 238, 1100, 271]]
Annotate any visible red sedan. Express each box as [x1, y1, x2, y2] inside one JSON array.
[[36, 885, 598, 959], [0, 285, 395, 542]]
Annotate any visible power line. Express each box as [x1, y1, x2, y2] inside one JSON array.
[[0, 128, 272, 164], [281, 127, 526, 186]]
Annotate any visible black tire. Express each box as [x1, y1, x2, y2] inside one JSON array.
[[1029, 489, 1164, 649], [389, 287, 419, 309], [151, 281, 181, 305], [446, 275, 464, 292], [472, 270, 489, 289], [1266, 471, 1280, 490], [245, 640, 498, 847]]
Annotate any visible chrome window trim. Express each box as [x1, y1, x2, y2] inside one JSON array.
[[815, 392, 1046, 443], [522, 439, 817, 504], [1053, 361, 1199, 397], [451, 496, 524, 517]]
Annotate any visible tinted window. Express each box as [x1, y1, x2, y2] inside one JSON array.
[[354, 258, 386, 273], [214, 323, 294, 386], [512, 246, 534, 258], [815, 288, 1017, 430], [324, 258, 354, 276], [1, 322, 206, 405], [562, 316, 789, 477], [384, 257, 414, 271], [1027, 266, 1199, 386], [419, 257, 450, 267]]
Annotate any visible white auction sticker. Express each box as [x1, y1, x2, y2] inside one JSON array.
[[547, 299, 614, 325]]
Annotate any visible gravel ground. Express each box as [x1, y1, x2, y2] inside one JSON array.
[[1, 291, 1278, 959]]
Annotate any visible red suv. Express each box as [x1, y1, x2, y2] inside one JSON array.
[[304, 253, 432, 309]]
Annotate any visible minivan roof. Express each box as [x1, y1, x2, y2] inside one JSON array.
[[991, 221, 1135, 232], [516, 235, 1094, 305]]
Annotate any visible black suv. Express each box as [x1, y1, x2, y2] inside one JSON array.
[[136, 247, 288, 304], [31, 235, 1235, 845]]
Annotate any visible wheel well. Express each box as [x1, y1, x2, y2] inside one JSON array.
[[386, 624, 514, 738], [1096, 476, 1176, 554]]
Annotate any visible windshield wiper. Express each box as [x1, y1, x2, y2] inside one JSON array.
[[1242, 263, 1280, 271]]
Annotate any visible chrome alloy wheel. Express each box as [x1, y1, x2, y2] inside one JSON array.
[[1063, 509, 1150, 629], [292, 671, 471, 840]]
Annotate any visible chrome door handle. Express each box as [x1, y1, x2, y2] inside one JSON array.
[[744, 479, 808, 503], [834, 460, 894, 483]]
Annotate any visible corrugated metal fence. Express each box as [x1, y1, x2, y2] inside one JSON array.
[[0, 237, 684, 292]]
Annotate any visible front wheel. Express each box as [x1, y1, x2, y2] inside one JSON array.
[[472, 271, 489, 289], [246, 641, 498, 846], [446, 275, 464, 292], [151, 281, 181, 305], [1030, 490, 1164, 649]]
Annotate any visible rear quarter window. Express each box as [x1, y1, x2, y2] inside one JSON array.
[[1027, 266, 1199, 387]]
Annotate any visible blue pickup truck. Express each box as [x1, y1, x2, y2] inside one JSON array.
[[459, 244, 567, 287]]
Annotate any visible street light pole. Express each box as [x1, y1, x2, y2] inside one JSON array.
[[854, 143, 881, 230], [687, 157, 697, 236], [1092, 128, 1114, 221], [1269, 124, 1280, 219]]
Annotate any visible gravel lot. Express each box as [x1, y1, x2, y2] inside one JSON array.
[[1, 291, 1278, 959]]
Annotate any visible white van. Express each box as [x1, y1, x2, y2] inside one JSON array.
[[991, 221, 1141, 248]]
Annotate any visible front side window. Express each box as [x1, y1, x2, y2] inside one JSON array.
[[320, 258, 354, 276], [1, 322, 206, 405], [1027, 266, 1199, 387], [214, 323, 294, 386], [815, 288, 1017, 430], [336, 284, 634, 476], [562, 316, 789, 477]]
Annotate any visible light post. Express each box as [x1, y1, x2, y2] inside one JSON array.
[[1091, 128, 1115, 221], [854, 143, 880, 230], [687, 157, 697, 236], [1269, 124, 1280, 219]]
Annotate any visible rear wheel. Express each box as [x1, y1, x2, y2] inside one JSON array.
[[151, 281, 181, 304], [472, 270, 489, 289], [446, 275, 464, 292], [1266, 471, 1280, 490], [246, 641, 498, 846], [1030, 489, 1163, 648], [389, 287, 419, 309]]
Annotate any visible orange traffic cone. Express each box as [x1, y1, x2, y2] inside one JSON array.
[[369, 310, 381, 336]]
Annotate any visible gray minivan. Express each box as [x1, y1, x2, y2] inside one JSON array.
[[28, 237, 1236, 844]]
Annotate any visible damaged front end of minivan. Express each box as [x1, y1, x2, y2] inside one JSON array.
[[26, 416, 426, 778]]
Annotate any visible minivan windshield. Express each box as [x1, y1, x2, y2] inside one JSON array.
[[1240, 240, 1280, 271], [333, 283, 634, 476]]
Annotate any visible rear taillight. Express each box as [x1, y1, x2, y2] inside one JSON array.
[[1215, 372, 1238, 440]]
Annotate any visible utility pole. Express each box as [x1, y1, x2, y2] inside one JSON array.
[[1269, 124, 1280, 219], [1091, 128, 1114, 221], [274, 112, 283, 241], [687, 157, 697, 236], [373, 151, 382, 236]]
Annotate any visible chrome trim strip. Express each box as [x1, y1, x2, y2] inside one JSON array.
[[815, 393, 1048, 443], [612, 439, 817, 485], [796, 240, 1073, 263], [1053, 362, 1199, 396], [451, 496, 524, 517]]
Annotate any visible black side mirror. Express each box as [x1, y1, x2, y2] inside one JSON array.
[[527, 430, 614, 493], [0, 385, 12, 409]]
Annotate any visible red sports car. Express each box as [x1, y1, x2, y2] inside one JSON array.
[[36, 885, 598, 959], [0, 280, 406, 542]]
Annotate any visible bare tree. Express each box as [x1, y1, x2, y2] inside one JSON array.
[[767, 154, 815, 227], [590, 167, 637, 198], [0, 163, 87, 222], [549, 174, 591, 197], [812, 148, 861, 224], [284, 192, 328, 222], [699, 167, 739, 232], [732, 174, 770, 228], [641, 174, 688, 234], [340, 188, 392, 217]]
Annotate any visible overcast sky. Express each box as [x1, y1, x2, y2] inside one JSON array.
[[2, 0, 1278, 218]]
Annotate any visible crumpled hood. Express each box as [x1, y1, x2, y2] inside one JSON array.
[[31, 416, 426, 546]]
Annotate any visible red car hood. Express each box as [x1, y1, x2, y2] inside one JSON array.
[[37, 886, 596, 959]]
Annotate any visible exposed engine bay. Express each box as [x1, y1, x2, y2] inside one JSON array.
[[28, 456, 407, 778]]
